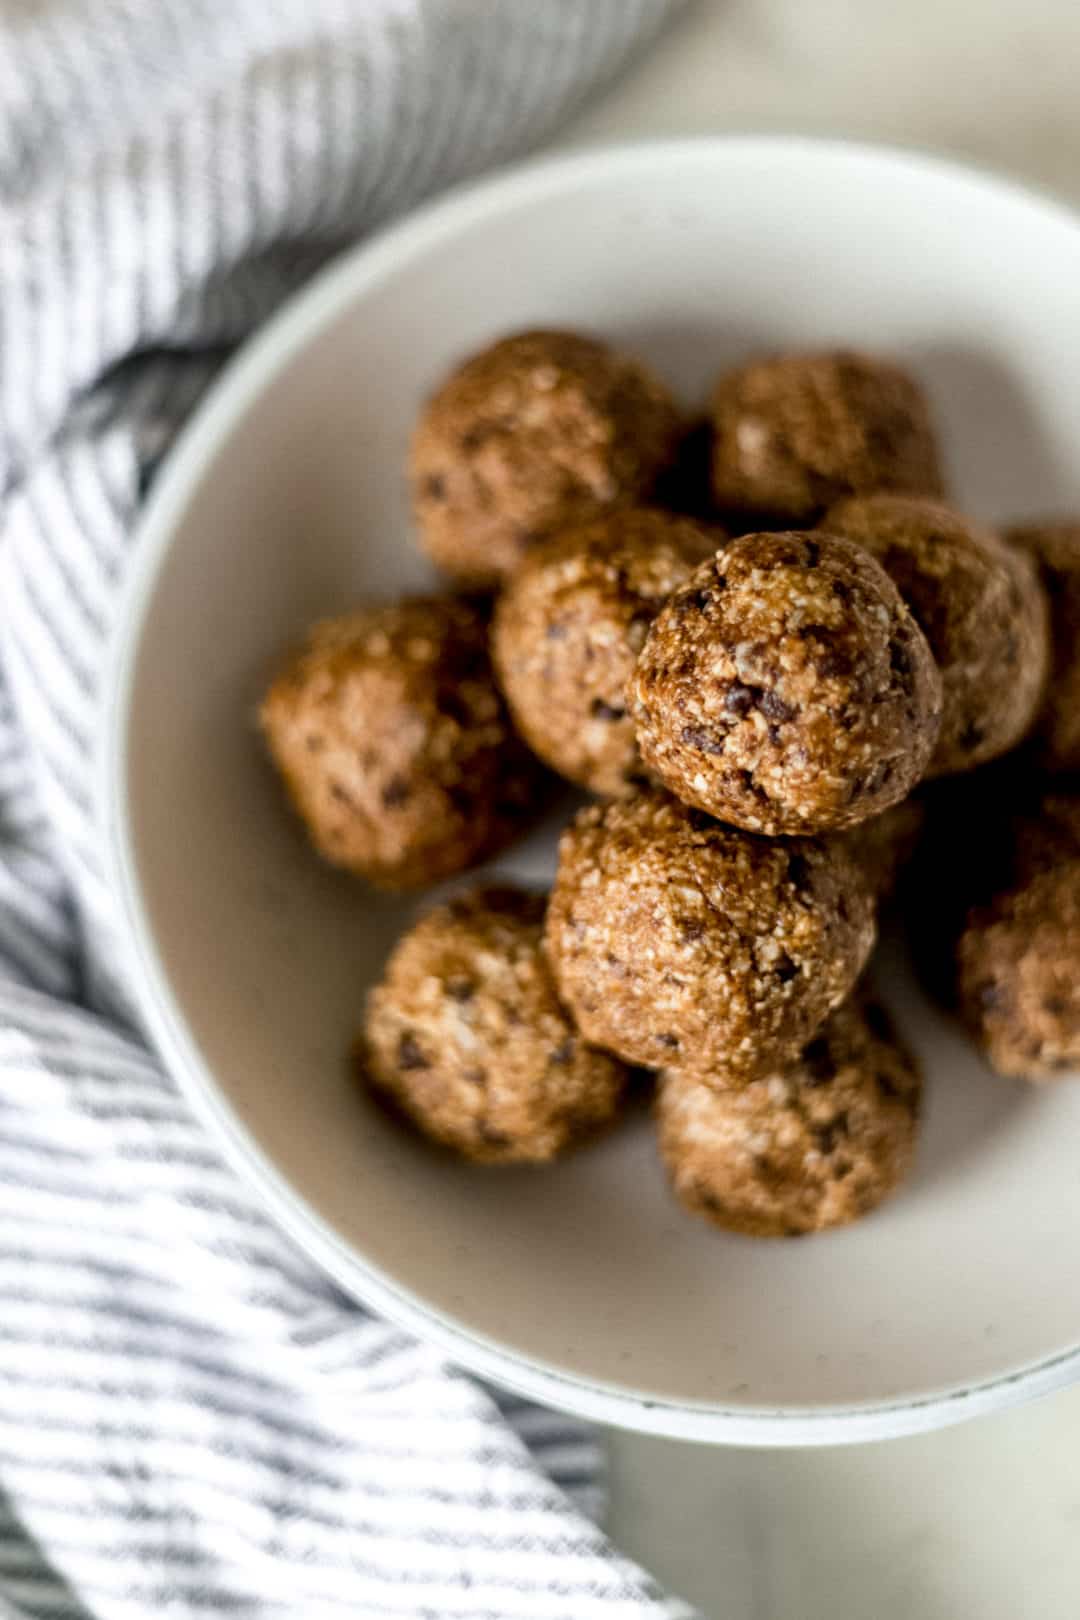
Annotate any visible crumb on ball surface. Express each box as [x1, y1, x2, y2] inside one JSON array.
[[260, 596, 542, 890], [492, 507, 720, 797], [363, 886, 626, 1163], [1006, 518, 1080, 771], [826, 495, 1050, 777], [410, 330, 683, 587], [545, 790, 876, 1086], [710, 350, 944, 525], [656, 991, 921, 1236], [628, 532, 942, 835]]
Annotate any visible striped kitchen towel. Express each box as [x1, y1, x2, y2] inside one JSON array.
[[0, 3, 701, 1616]]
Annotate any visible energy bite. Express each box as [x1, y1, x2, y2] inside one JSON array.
[[1006, 519, 1080, 770], [260, 596, 541, 889], [410, 330, 682, 586], [363, 887, 626, 1163], [546, 790, 876, 1085], [629, 532, 942, 835], [656, 992, 921, 1236], [826, 495, 1050, 776], [710, 350, 944, 525], [956, 859, 1080, 1083], [492, 508, 719, 796]]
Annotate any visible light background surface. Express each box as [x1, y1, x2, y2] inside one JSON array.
[[558, 3, 1080, 1614]]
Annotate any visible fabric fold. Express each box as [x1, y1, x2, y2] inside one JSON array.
[[0, 2, 700, 1616]]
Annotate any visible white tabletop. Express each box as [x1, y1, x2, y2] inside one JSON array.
[[555, 3, 1080, 1614]]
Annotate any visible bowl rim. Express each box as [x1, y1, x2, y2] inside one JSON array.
[[102, 133, 1080, 1445]]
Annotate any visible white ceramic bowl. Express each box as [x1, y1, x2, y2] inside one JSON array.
[[106, 138, 1080, 1445]]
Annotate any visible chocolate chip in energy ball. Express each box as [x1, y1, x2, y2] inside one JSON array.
[[628, 532, 942, 835], [363, 886, 627, 1163], [709, 350, 945, 526], [826, 495, 1050, 777], [545, 790, 876, 1087], [491, 507, 720, 797], [259, 595, 544, 890], [409, 330, 683, 587], [656, 991, 922, 1237]]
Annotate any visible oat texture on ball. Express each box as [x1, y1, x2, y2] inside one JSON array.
[[260, 596, 542, 889], [363, 887, 626, 1163], [710, 350, 944, 525], [656, 991, 921, 1237], [629, 532, 942, 835], [546, 790, 876, 1086], [492, 508, 720, 796], [827, 495, 1050, 776], [410, 330, 683, 586], [1007, 518, 1080, 771]]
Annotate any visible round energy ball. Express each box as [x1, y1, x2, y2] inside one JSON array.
[[656, 992, 921, 1237], [545, 791, 876, 1086], [260, 596, 542, 889], [628, 532, 942, 835], [491, 508, 719, 797], [410, 330, 683, 586], [837, 795, 927, 904], [1006, 518, 1080, 771], [956, 858, 1080, 1083], [709, 350, 944, 526], [826, 495, 1050, 776], [363, 887, 626, 1163]]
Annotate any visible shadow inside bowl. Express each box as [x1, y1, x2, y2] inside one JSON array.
[[910, 341, 1066, 525]]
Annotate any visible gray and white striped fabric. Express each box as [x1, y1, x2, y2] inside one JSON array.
[[0, 4, 701, 1616]]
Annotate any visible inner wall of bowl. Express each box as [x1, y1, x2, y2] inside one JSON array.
[[125, 145, 1080, 1415]]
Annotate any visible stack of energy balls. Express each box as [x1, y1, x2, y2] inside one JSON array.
[[261, 331, 1080, 1239]]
